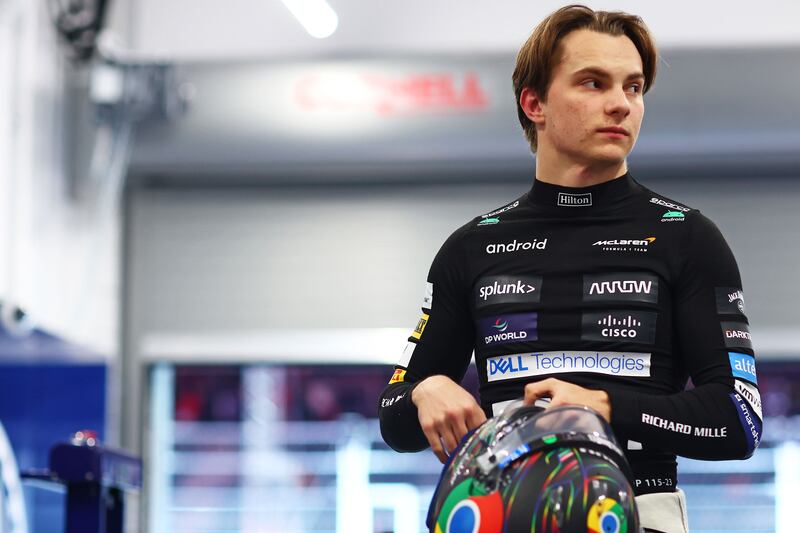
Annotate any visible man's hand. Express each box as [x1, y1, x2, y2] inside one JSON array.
[[412, 375, 487, 463], [523, 378, 611, 422]]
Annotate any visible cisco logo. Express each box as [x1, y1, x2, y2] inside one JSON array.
[[582, 310, 657, 345]]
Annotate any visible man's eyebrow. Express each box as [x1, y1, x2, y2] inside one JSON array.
[[572, 67, 645, 81]]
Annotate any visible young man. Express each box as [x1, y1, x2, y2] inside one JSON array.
[[379, 5, 761, 531]]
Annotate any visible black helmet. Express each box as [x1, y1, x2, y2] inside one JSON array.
[[427, 401, 640, 533]]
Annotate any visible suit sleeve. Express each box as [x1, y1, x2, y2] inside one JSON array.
[[608, 212, 761, 460], [378, 228, 476, 452]]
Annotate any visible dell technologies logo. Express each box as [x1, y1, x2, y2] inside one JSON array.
[[557, 192, 592, 207]]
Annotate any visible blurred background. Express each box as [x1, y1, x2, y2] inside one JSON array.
[[0, 0, 799, 531]]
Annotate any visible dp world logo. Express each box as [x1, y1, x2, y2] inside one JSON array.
[[492, 319, 508, 332]]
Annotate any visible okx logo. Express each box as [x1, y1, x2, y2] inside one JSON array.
[[582, 310, 657, 344], [478, 313, 538, 346]]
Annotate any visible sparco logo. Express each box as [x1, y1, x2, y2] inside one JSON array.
[[650, 197, 690, 212], [475, 275, 542, 307], [482, 200, 520, 219], [584, 273, 659, 303], [485, 238, 547, 254], [557, 192, 592, 207]]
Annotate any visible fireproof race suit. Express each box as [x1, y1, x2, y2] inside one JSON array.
[[378, 172, 761, 495]]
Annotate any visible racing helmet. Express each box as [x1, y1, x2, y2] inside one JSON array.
[[427, 401, 640, 533]]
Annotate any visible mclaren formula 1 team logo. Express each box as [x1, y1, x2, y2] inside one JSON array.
[[593, 237, 656, 253]]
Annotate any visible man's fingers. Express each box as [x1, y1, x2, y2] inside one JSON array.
[[466, 407, 487, 430], [448, 418, 469, 454], [427, 431, 448, 463], [441, 426, 459, 458], [524, 380, 553, 404]]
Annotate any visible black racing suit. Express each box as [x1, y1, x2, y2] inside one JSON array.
[[378, 172, 761, 495]]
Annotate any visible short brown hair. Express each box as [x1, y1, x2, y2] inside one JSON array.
[[513, 4, 658, 152]]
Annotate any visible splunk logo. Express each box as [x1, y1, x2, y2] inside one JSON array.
[[485, 351, 651, 382], [475, 275, 542, 307], [584, 273, 659, 303], [478, 313, 538, 346], [485, 238, 547, 254], [582, 310, 657, 344]]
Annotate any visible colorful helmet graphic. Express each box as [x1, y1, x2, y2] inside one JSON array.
[[427, 401, 640, 533]]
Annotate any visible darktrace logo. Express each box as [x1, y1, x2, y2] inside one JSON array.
[[721, 322, 753, 350], [582, 310, 657, 344], [485, 238, 547, 254], [557, 192, 592, 207], [584, 273, 659, 303], [475, 275, 542, 308], [478, 313, 538, 346], [592, 237, 656, 253], [716, 287, 746, 315]]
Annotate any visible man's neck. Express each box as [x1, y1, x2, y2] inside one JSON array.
[[534, 156, 628, 188]]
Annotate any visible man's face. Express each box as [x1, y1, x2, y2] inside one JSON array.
[[537, 29, 645, 166]]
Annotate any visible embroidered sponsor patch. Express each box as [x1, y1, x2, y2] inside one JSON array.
[[422, 282, 433, 309], [485, 351, 651, 382], [734, 379, 762, 421], [583, 273, 659, 303], [730, 392, 761, 455], [475, 275, 542, 308], [557, 192, 592, 207], [721, 322, 753, 350], [388, 369, 406, 384], [398, 341, 416, 367], [411, 314, 429, 340], [477, 313, 538, 346], [729, 352, 757, 384], [716, 287, 746, 315], [581, 310, 657, 345]]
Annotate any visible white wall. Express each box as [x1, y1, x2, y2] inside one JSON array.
[[0, 0, 118, 357], [104, 0, 800, 61]]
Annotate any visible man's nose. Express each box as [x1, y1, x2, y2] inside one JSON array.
[[605, 86, 631, 117]]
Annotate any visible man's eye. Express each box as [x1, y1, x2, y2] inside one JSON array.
[[627, 83, 642, 94], [582, 80, 600, 89]]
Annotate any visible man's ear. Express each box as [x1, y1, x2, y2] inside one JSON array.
[[520, 87, 545, 125]]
